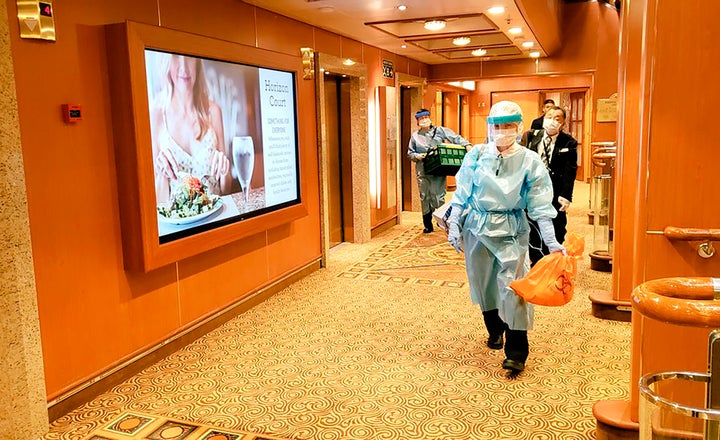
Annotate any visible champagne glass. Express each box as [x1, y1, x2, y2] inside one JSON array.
[[232, 136, 255, 208]]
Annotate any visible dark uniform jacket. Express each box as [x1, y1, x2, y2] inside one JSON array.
[[523, 129, 578, 205]]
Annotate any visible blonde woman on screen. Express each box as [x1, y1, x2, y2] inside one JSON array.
[[150, 53, 231, 203]]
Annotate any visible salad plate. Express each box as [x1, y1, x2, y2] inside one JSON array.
[[157, 173, 224, 225], [157, 198, 223, 225]]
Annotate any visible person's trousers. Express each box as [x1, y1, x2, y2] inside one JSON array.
[[528, 211, 567, 267], [483, 309, 528, 363], [422, 213, 434, 231]]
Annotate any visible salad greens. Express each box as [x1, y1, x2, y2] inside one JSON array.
[[157, 174, 220, 219]]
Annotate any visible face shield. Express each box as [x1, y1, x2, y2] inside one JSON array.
[[415, 110, 432, 129], [487, 101, 524, 147]]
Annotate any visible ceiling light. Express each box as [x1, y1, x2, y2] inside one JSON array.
[[508, 27, 522, 35], [488, 6, 505, 14], [424, 19, 446, 31], [401, 44, 407, 49], [343, 58, 355, 66], [318, 6, 334, 13], [529, 51, 541, 58], [471, 48, 487, 56], [452, 37, 471, 46], [522, 41, 534, 48], [397, 4, 407, 11]]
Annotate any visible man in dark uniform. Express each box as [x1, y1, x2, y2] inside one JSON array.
[[523, 106, 578, 265], [530, 99, 556, 130]]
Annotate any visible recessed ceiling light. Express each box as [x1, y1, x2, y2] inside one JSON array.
[[401, 43, 407, 49], [522, 41, 534, 48], [529, 51, 541, 58], [471, 48, 487, 56], [424, 19, 447, 31], [397, 4, 407, 11], [343, 58, 355, 66], [452, 37, 471, 46], [508, 27, 522, 35], [488, 6, 505, 14]]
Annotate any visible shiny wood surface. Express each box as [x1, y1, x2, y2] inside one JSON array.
[[631, 277, 720, 327], [663, 227, 720, 242]]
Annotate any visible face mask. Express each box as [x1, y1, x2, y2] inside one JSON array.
[[493, 128, 517, 147], [419, 119, 431, 128], [543, 118, 561, 135]]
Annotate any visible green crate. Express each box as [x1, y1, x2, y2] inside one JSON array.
[[424, 144, 467, 176]]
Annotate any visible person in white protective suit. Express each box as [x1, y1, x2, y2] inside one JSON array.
[[407, 108, 472, 233], [446, 101, 565, 374]]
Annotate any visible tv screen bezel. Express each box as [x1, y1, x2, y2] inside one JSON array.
[[106, 21, 308, 272], [143, 48, 302, 244]]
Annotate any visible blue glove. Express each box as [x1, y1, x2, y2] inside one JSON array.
[[537, 218, 566, 255], [447, 204, 464, 252]]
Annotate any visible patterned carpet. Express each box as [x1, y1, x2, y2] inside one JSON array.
[[86, 412, 289, 440], [46, 182, 631, 440]]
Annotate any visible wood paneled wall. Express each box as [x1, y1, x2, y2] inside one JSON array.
[[4, 0, 426, 400]]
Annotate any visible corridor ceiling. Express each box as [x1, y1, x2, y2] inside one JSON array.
[[240, 0, 561, 65]]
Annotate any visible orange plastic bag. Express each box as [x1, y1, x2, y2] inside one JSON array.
[[509, 232, 585, 306]]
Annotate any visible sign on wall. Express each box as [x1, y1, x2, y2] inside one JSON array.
[[596, 93, 618, 122], [382, 59, 394, 79]]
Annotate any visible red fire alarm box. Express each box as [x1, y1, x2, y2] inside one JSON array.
[[62, 104, 82, 123]]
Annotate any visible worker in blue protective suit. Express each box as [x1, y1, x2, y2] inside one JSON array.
[[446, 100, 565, 375], [407, 109, 472, 233]]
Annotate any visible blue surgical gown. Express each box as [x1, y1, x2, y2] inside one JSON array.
[[450, 143, 556, 330], [407, 126, 470, 215]]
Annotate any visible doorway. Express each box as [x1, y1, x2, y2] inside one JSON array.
[[323, 74, 353, 248], [401, 86, 414, 211]]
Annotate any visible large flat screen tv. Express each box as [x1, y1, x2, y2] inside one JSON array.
[[106, 22, 308, 272], [144, 49, 300, 243]]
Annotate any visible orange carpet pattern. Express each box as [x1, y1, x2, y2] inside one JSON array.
[[338, 226, 468, 287], [45, 182, 630, 440]]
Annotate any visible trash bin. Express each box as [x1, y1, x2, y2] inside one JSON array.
[[639, 371, 720, 439], [589, 143, 615, 272], [588, 142, 616, 224]]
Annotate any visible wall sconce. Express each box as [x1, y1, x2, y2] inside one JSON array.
[[300, 47, 314, 80], [424, 19, 446, 31]]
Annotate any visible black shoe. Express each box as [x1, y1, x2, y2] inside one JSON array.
[[487, 334, 503, 350], [422, 213, 434, 233], [502, 359, 525, 373]]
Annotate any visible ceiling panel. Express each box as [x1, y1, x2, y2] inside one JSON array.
[[239, 0, 550, 65], [366, 14, 497, 39], [437, 45, 523, 61], [410, 32, 512, 51]]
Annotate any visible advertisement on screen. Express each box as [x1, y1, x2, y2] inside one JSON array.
[[144, 49, 300, 243]]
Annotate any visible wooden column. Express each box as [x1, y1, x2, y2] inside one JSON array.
[[595, 0, 720, 437]]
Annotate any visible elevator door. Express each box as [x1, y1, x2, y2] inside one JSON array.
[[323, 74, 352, 247]]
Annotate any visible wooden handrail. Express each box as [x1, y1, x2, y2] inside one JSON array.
[[631, 277, 720, 327], [664, 226, 720, 241]]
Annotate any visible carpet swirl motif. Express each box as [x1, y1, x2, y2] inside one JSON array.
[[45, 182, 630, 440]]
